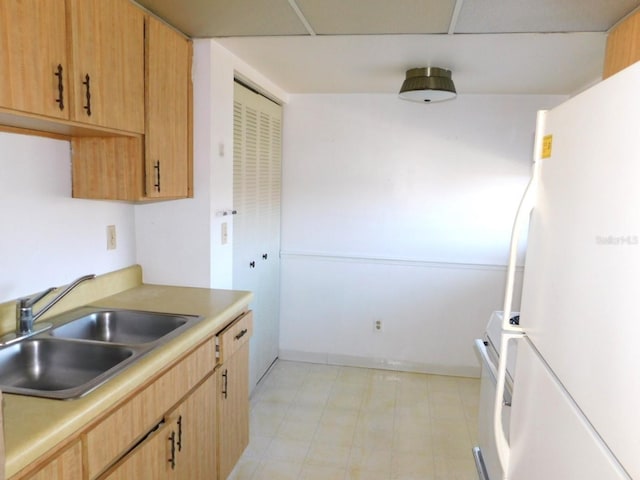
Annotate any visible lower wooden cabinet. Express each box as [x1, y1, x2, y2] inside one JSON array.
[[102, 374, 217, 480], [216, 312, 253, 480], [11, 310, 252, 480], [217, 343, 250, 480], [176, 373, 217, 479], [23, 441, 82, 480], [85, 336, 216, 479]]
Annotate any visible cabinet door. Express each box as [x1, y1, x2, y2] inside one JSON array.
[[70, 15, 192, 202], [145, 16, 192, 198], [103, 375, 217, 480], [101, 420, 175, 480], [604, 10, 640, 79], [0, 0, 68, 119], [25, 441, 83, 480], [218, 343, 250, 480], [176, 374, 217, 479], [85, 337, 216, 478], [66, 0, 144, 132]]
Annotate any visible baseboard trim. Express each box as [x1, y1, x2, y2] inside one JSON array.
[[278, 349, 480, 378]]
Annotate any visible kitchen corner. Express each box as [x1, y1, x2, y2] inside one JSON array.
[[0, 265, 252, 479]]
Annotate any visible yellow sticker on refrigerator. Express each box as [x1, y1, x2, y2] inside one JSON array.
[[542, 134, 553, 159]]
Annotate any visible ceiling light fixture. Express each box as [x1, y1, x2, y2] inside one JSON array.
[[399, 67, 457, 103]]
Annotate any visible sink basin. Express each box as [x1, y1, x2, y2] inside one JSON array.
[[0, 307, 204, 399], [0, 338, 136, 399], [50, 309, 192, 344]]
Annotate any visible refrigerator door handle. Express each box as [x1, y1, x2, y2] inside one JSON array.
[[501, 109, 547, 334], [494, 111, 546, 478]]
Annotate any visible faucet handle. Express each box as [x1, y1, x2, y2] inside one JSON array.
[[19, 287, 57, 309]]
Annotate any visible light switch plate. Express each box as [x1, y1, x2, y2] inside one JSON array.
[[107, 225, 117, 250], [221, 222, 228, 245]]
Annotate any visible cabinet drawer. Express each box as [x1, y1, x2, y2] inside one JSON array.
[[99, 418, 174, 480], [217, 311, 252, 364], [84, 336, 216, 479]]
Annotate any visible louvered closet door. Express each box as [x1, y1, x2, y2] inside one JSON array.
[[233, 82, 282, 391]]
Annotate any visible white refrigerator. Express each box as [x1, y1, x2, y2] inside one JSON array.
[[492, 61, 640, 479]]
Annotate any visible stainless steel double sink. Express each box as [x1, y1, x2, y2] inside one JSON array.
[[0, 307, 203, 400]]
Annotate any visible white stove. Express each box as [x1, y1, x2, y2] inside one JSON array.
[[473, 311, 520, 480]]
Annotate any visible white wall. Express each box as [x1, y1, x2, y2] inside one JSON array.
[[133, 41, 218, 289], [280, 94, 565, 376], [280, 256, 523, 376], [133, 40, 215, 289], [134, 39, 288, 289], [0, 45, 567, 379], [0, 132, 136, 302]]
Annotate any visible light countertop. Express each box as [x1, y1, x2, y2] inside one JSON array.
[[3, 282, 252, 479]]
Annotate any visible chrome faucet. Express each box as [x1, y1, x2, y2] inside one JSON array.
[[15, 274, 96, 335]]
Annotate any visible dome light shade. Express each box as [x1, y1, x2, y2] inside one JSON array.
[[399, 67, 457, 103]]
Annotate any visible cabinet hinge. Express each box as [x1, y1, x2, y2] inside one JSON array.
[[215, 337, 220, 358]]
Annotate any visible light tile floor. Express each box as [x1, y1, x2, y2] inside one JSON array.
[[229, 360, 480, 480]]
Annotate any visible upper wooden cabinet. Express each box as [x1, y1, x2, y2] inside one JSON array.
[[604, 10, 640, 79], [66, 0, 145, 133], [71, 16, 193, 201], [0, 1, 191, 201], [0, 0, 69, 120], [0, 0, 144, 133], [144, 15, 192, 198]]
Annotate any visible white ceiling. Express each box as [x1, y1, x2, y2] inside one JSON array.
[[135, 0, 640, 95]]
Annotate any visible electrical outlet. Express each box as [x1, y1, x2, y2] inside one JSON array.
[[374, 319, 382, 332], [107, 225, 117, 250]]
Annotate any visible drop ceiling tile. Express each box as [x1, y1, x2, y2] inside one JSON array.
[[217, 33, 606, 95], [135, 0, 309, 37], [454, 0, 640, 33], [295, 0, 457, 34]]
